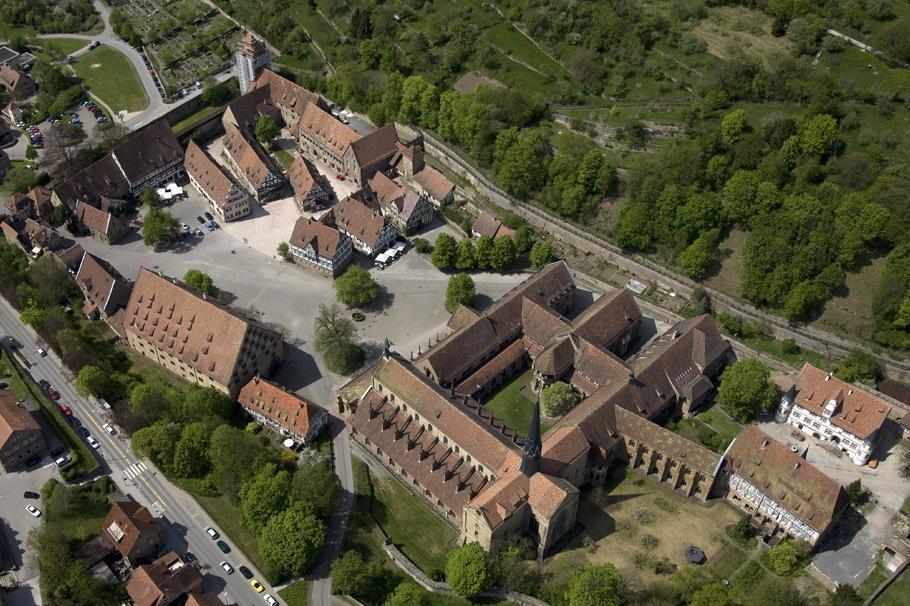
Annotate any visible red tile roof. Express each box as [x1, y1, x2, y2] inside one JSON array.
[[103, 501, 160, 561], [413, 165, 454, 201], [223, 123, 280, 192], [615, 406, 720, 475], [791, 363, 891, 440], [348, 124, 399, 167], [288, 155, 323, 199], [185, 140, 242, 208], [74, 201, 122, 238], [252, 69, 323, 116], [289, 216, 346, 259], [237, 376, 325, 439], [0, 389, 40, 446], [126, 551, 202, 606], [295, 102, 358, 156], [75, 251, 132, 317], [331, 195, 389, 248]]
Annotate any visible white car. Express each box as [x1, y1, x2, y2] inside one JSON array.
[[26, 505, 41, 517], [263, 595, 278, 606], [102, 423, 116, 436], [180, 222, 189, 231], [87, 436, 100, 449], [54, 455, 70, 467], [35, 346, 46, 357], [206, 527, 219, 539], [219, 561, 233, 574]]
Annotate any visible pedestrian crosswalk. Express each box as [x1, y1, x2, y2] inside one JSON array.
[[123, 461, 148, 479]]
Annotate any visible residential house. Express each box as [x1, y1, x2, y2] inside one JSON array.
[[74, 201, 129, 244], [721, 425, 847, 546], [367, 171, 434, 235], [0, 389, 47, 471], [184, 140, 251, 222], [287, 215, 352, 277], [126, 551, 202, 606], [237, 376, 328, 443], [102, 501, 162, 566], [392, 141, 455, 207], [472, 211, 515, 240], [75, 251, 132, 320], [18, 218, 68, 256], [186, 594, 226, 606], [52, 242, 85, 274], [221, 123, 284, 201], [288, 155, 330, 210], [123, 268, 284, 398], [51, 154, 129, 210], [777, 363, 892, 465], [12, 187, 55, 222], [0, 65, 35, 98], [330, 194, 397, 257], [111, 120, 185, 195]]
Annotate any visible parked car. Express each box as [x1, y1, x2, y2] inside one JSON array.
[[48, 388, 60, 401], [102, 423, 116, 436], [210, 221, 219, 229], [263, 594, 278, 606], [59, 403, 73, 416], [38, 379, 51, 391], [70, 417, 82, 428], [205, 222, 215, 232], [87, 436, 100, 449], [26, 505, 41, 517], [89, 41, 100, 50], [35, 346, 46, 356], [238, 566, 253, 579], [197, 216, 206, 224], [206, 527, 219, 539], [335, 174, 345, 180], [77, 426, 89, 438], [204, 211, 214, 221], [219, 561, 233, 574], [180, 222, 189, 231], [54, 455, 70, 467], [250, 580, 264, 593], [23, 491, 40, 499], [216, 540, 230, 554]]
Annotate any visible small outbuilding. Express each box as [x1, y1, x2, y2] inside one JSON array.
[[685, 546, 707, 564]]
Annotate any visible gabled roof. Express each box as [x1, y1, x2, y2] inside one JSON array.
[[791, 363, 891, 440], [75, 201, 120, 237], [224, 85, 280, 131], [467, 468, 576, 529], [287, 155, 323, 198], [124, 268, 281, 386], [368, 171, 405, 208], [413, 165, 454, 200], [615, 406, 720, 475], [725, 425, 847, 533], [186, 594, 226, 606], [223, 122, 280, 190], [53, 154, 128, 208], [112, 120, 182, 184], [185, 140, 241, 208], [0, 389, 40, 446], [348, 124, 398, 167], [472, 211, 515, 240], [252, 68, 323, 115], [238, 376, 325, 438], [76, 251, 131, 316], [331, 194, 390, 248], [126, 551, 202, 606], [295, 102, 358, 156], [289, 216, 346, 259], [572, 289, 641, 347], [103, 501, 161, 560], [0, 64, 30, 90]]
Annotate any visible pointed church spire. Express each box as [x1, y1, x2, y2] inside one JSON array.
[[520, 393, 542, 476]]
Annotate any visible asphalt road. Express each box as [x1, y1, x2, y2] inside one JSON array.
[[0, 297, 285, 606]]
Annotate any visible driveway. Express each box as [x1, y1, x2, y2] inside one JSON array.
[[757, 419, 910, 586]]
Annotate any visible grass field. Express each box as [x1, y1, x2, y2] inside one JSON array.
[[813, 255, 885, 339], [873, 566, 910, 606], [42, 478, 113, 541], [692, 6, 791, 60], [703, 228, 747, 298], [38, 37, 89, 56], [170, 105, 223, 133], [482, 369, 552, 435], [481, 22, 568, 81], [73, 46, 148, 113], [859, 562, 890, 599], [544, 472, 741, 588], [277, 580, 309, 606], [0, 351, 98, 479]]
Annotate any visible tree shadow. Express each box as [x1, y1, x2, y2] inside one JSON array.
[[271, 344, 324, 391], [117, 229, 144, 246], [365, 284, 395, 312]]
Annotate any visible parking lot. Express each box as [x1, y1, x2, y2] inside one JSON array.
[[4, 103, 106, 163], [757, 419, 910, 586]]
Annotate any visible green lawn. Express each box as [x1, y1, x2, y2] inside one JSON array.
[[42, 478, 113, 541], [273, 148, 294, 170], [278, 580, 310, 606], [38, 37, 90, 56], [706, 543, 750, 581], [193, 492, 268, 577], [482, 369, 552, 435], [874, 567, 910, 606], [73, 46, 148, 112], [0, 351, 98, 479], [170, 105, 223, 133], [860, 562, 890, 599]]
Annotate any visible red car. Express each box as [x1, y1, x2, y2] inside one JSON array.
[[48, 389, 60, 401], [59, 403, 72, 416], [335, 174, 345, 181]]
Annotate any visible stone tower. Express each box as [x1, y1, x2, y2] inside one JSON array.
[[519, 395, 542, 476], [236, 32, 270, 94]]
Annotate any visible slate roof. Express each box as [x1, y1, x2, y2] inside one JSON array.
[[725, 425, 847, 533], [791, 363, 891, 440], [238, 376, 325, 439], [124, 268, 282, 386], [75, 251, 132, 317], [112, 120, 182, 185], [289, 216, 346, 259]]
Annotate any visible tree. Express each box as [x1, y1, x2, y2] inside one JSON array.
[[132, 422, 181, 470], [142, 207, 178, 247], [176, 386, 235, 423], [846, 479, 869, 507], [256, 114, 279, 148], [334, 265, 378, 307], [565, 564, 626, 606], [799, 114, 838, 156], [129, 381, 175, 425], [25, 143, 37, 163], [834, 350, 881, 384], [140, 188, 159, 207], [277, 242, 290, 261], [331, 551, 375, 597], [208, 425, 272, 497], [721, 109, 748, 143], [431, 233, 458, 270], [764, 540, 810, 576], [691, 582, 739, 606], [491, 236, 517, 271], [74, 365, 109, 398], [41, 122, 82, 178], [716, 359, 778, 422], [3, 166, 39, 194], [540, 382, 578, 416], [680, 236, 715, 279], [412, 238, 431, 254], [171, 422, 212, 478], [240, 463, 291, 535], [752, 577, 805, 606], [445, 543, 490, 597], [201, 77, 231, 106], [456, 237, 475, 270], [874, 20, 910, 63], [529, 241, 561, 269], [291, 462, 339, 519], [314, 304, 364, 374], [258, 503, 325, 578], [494, 128, 548, 198], [445, 274, 475, 313], [384, 582, 427, 606], [474, 235, 494, 269], [183, 269, 218, 296]]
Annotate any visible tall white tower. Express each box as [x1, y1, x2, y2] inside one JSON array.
[[236, 32, 270, 94]]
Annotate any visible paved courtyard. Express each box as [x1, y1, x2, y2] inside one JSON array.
[[757, 419, 910, 586]]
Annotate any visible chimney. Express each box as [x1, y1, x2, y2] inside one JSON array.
[[793, 461, 800, 470]]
